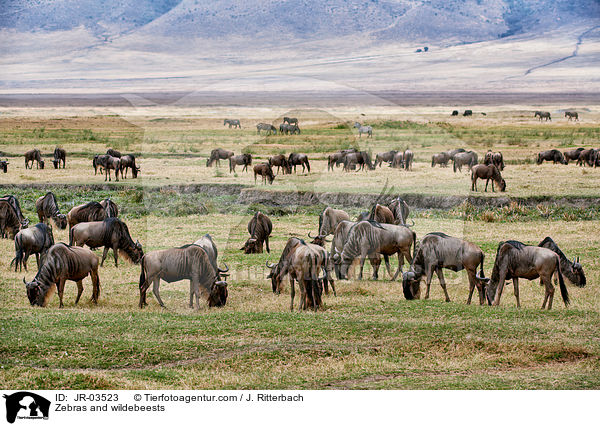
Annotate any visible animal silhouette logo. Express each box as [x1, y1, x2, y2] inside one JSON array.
[[3, 392, 50, 423]]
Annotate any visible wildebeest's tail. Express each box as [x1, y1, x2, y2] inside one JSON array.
[[412, 231, 417, 260], [453, 159, 457, 173], [11, 233, 23, 271], [479, 252, 485, 277], [556, 256, 569, 307], [68, 226, 74, 246], [139, 256, 146, 290], [305, 159, 310, 173]]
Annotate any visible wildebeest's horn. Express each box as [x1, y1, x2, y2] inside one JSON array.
[[266, 261, 276, 269], [23, 277, 27, 286], [218, 263, 229, 273], [308, 231, 316, 238], [576, 256, 580, 263], [406, 219, 415, 227], [215, 281, 228, 287]]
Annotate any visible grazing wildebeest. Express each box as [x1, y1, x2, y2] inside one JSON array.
[[446, 148, 466, 160], [53, 147, 66, 169], [362, 204, 395, 224], [229, 153, 252, 173], [241, 211, 272, 254], [353, 122, 372, 138], [536, 149, 567, 165], [453, 151, 478, 172], [119, 154, 140, 178], [106, 148, 121, 158], [279, 123, 301, 135], [538, 237, 586, 288], [471, 164, 506, 192], [67, 201, 107, 229], [451, 110, 459, 116], [403, 149, 414, 170], [24, 149, 44, 169], [100, 198, 119, 218], [283, 117, 298, 125], [93, 154, 109, 175], [138, 244, 228, 309], [69, 217, 143, 267], [576, 148, 597, 167], [193, 234, 229, 281], [484, 150, 505, 170], [431, 152, 450, 167], [268, 154, 291, 174], [288, 153, 311, 173], [103, 156, 121, 181], [388, 196, 414, 226], [35, 192, 67, 229], [563, 147, 584, 164], [335, 221, 415, 281], [0, 159, 8, 173], [375, 150, 397, 167], [463, 110, 473, 116], [328, 149, 357, 171], [343, 151, 374, 171], [565, 111, 579, 121], [11, 223, 54, 272], [253, 163, 275, 184], [24, 243, 101, 308], [256, 123, 277, 135], [206, 148, 234, 167], [390, 152, 404, 169], [534, 111, 551, 121], [0, 199, 22, 239], [479, 240, 568, 309], [223, 119, 241, 128], [0, 195, 29, 229], [402, 233, 486, 304]]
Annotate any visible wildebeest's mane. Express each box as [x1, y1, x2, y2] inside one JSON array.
[[538, 237, 563, 258], [42, 192, 61, 217], [538, 236, 586, 287], [0, 199, 21, 231], [2, 195, 22, 215], [32, 243, 77, 287], [428, 232, 450, 238]]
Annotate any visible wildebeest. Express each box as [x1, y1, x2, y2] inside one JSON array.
[[315, 207, 350, 238], [119, 154, 139, 178], [0, 195, 29, 229], [431, 152, 450, 167], [328, 220, 355, 279], [471, 164, 506, 192], [335, 221, 415, 281], [463, 110, 473, 116], [224, 119, 241, 128], [11, 223, 54, 272], [24, 149, 44, 169], [53, 147, 66, 169], [100, 198, 119, 218], [67, 201, 109, 229], [69, 217, 143, 267], [563, 147, 584, 164], [576, 148, 597, 167], [35, 192, 67, 229], [403, 149, 414, 170], [253, 163, 275, 184], [362, 204, 395, 224], [256, 123, 277, 135], [268, 154, 291, 174], [343, 151, 374, 171], [288, 153, 311, 173], [283, 117, 298, 125], [193, 234, 229, 282], [446, 148, 466, 160], [229, 153, 252, 173], [536, 149, 566, 165], [479, 240, 568, 309], [93, 154, 109, 175], [534, 111, 551, 121], [375, 151, 397, 167], [388, 196, 413, 226], [565, 111, 579, 121], [0, 159, 8, 173], [390, 152, 404, 169], [402, 233, 486, 304], [451, 110, 459, 116], [106, 148, 121, 158], [206, 148, 234, 167], [24, 243, 101, 308], [353, 122, 372, 138], [279, 123, 301, 135], [453, 151, 478, 172], [0, 199, 22, 239], [538, 237, 586, 288], [103, 156, 121, 181], [484, 150, 505, 170], [138, 243, 228, 309], [241, 211, 272, 254]]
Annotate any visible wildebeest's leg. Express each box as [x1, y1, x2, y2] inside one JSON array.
[[358, 255, 366, 280], [424, 265, 435, 299], [57, 278, 66, 308], [90, 267, 100, 304], [101, 247, 110, 266], [371, 255, 381, 280], [466, 269, 476, 305], [513, 277, 520, 308], [492, 270, 507, 306], [436, 267, 451, 302], [193, 280, 201, 310], [484, 178, 489, 192], [383, 254, 393, 278], [265, 236, 270, 253], [152, 278, 166, 308], [75, 280, 83, 304], [289, 277, 295, 312], [189, 281, 194, 308], [112, 244, 119, 267]]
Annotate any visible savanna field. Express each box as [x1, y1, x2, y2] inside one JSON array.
[[1, 106, 600, 389]]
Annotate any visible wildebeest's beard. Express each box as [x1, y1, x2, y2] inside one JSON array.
[[207, 282, 228, 307], [402, 271, 421, 300], [25, 280, 53, 307], [484, 280, 497, 305], [571, 261, 586, 287], [54, 214, 67, 230]]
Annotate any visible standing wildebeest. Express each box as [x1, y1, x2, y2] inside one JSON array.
[[103, 156, 121, 181], [229, 154, 252, 173], [335, 221, 415, 281], [388, 196, 413, 226], [11, 223, 54, 272], [315, 207, 350, 238], [343, 151, 374, 171], [479, 240, 568, 309], [375, 150, 397, 167], [24, 243, 101, 308], [431, 152, 450, 167], [106, 148, 122, 158], [327, 149, 356, 171], [565, 111, 579, 121], [241, 211, 272, 254], [224, 119, 241, 128], [563, 147, 584, 164], [446, 148, 466, 160], [69, 217, 143, 267], [0, 159, 8, 173], [288, 153, 311, 173], [206, 148, 234, 167], [353, 122, 372, 138], [119, 154, 139, 178], [538, 237, 586, 288], [402, 233, 486, 304], [534, 111, 552, 121], [268, 154, 291, 174], [403, 149, 414, 170], [471, 164, 506, 192], [283, 117, 298, 125], [484, 150, 505, 170], [463, 110, 473, 116], [193, 234, 229, 281], [53, 147, 66, 169], [100, 198, 119, 218], [279, 123, 301, 135], [537, 149, 567, 165], [35, 192, 67, 229], [390, 152, 404, 168], [0, 199, 22, 239], [138, 243, 228, 309], [24, 149, 44, 169], [0, 195, 29, 229], [256, 123, 277, 135], [453, 151, 478, 172], [362, 204, 395, 224], [93, 154, 109, 174], [328, 220, 355, 279], [576, 148, 597, 167], [253, 163, 275, 184], [451, 110, 459, 116], [67, 201, 107, 229]]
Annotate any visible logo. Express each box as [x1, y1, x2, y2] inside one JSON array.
[[3, 392, 50, 424]]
